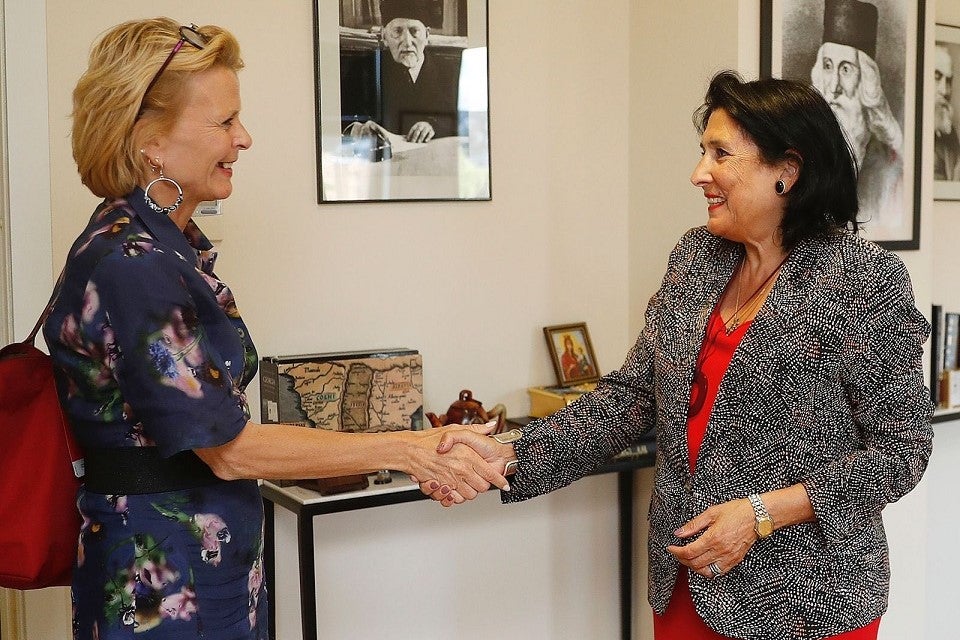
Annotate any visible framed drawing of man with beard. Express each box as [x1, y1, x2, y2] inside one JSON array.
[[761, 0, 924, 250], [314, 0, 491, 203], [934, 23, 960, 201]]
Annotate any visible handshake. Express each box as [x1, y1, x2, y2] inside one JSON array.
[[406, 420, 519, 508]]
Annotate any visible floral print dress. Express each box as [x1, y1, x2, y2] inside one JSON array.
[[42, 189, 267, 640]]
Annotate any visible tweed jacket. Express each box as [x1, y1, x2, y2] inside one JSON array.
[[505, 227, 933, 640]]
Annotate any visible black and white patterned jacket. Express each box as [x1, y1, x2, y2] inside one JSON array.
[[505, 226, 933, 640]]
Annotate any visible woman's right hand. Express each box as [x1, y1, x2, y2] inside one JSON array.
[[403, 423, 509, 506], [411, 423, 518, 507]]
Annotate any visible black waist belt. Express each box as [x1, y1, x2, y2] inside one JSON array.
[[83, 447, 222, 495]]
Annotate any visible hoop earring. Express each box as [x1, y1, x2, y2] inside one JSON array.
[[775, 180, 786, 195], [144, 168, 183, 214]]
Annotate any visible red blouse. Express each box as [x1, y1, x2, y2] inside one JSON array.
[[653, 308, 880, 640], [687, 309, 748, 471]]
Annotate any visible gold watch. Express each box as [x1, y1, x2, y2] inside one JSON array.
[[491, 428, 522, 474], [748, 493, 774, 538]]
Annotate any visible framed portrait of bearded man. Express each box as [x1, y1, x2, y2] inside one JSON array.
[[761, 0, 925, 250], [934, 23, 960, 201]]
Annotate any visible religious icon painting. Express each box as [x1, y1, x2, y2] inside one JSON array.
[[543, 323, 600, 387]]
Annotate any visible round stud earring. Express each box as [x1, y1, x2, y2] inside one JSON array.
[[775, 180, 785, 195]]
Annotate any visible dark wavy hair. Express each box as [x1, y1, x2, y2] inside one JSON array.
[[693, 70, 859, 250]]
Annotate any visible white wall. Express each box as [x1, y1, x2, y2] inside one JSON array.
[[7, 0, 958, 638], [627, 4, 742, 337], [5, 0, 53, 339], [923, 419, 960, 639]]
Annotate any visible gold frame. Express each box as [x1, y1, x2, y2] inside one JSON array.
[[543, 322, 600, 387]]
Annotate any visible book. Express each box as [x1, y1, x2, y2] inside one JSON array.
[[932, 305, 944, 406], [943, 370, 960, 409], [944, 313, 960, 375]]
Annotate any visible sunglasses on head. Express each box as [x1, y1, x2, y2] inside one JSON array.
[[137, 24, 208, 116]]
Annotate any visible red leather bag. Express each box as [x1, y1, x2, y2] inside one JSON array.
[[0, 316, 83, 589]]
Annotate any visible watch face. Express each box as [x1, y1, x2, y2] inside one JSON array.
[[756, 519, 774, 538]]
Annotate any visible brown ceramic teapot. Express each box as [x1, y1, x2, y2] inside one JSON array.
[[426, 389, 507, 434]]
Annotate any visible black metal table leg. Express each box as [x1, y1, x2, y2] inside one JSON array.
[[262, 497, 275, 640], [618, 470, 634, 640], [298, 511, 317, 640]]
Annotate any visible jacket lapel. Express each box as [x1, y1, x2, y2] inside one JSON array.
[[702, 238, 823, 455], [659, 235, 741, 476]]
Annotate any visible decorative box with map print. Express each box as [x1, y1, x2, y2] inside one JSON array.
[[259, 349, 424, 491], [259, 349, 424, 433]]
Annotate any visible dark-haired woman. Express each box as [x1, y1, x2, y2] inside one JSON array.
[[425, 71, 933, 639]]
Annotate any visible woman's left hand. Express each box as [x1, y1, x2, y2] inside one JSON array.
[[666, 497, 757, 579]]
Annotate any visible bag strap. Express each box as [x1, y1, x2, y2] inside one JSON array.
[[23, 268, 66, 347], [24, 305, 52, 346]]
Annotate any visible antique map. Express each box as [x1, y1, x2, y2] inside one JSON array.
[[273, 354, 423, 432]]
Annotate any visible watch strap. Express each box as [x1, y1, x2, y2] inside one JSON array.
[[491, 429, 521, 476], [491, 428, 523, 444]]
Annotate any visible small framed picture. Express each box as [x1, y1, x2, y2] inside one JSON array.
[[543, 323, 600, 387]]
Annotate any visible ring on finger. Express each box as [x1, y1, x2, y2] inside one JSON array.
[[708, 561, 723, 578]]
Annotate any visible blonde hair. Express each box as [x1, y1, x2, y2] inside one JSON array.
[[72, 18, 244, 198]]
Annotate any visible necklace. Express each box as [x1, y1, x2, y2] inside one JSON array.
[[724, 253, 790, 335], [689, 309, 728, 417]]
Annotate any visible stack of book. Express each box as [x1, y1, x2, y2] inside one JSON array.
[[931, 305, 960, 408]]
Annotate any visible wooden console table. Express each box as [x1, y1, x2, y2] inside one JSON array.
[[261, 429, 656, 640]]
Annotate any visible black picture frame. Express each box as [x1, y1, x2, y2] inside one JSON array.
[[760, 0, 924, 250], [934, 22, 960, 200], [313, 0, 491, 203]]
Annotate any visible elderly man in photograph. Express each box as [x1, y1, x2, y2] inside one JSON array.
[[345, 0, 460, 144], [935, 43, 960, 181], [810, 0, 904, 229]]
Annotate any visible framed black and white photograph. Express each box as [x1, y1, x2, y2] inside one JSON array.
[[313, 0, 491, 203], [935, 22, 960, 201], [761, 0, 924, 250]]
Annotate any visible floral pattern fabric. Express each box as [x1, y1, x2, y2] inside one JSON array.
[[43, 190, 267, 639]]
